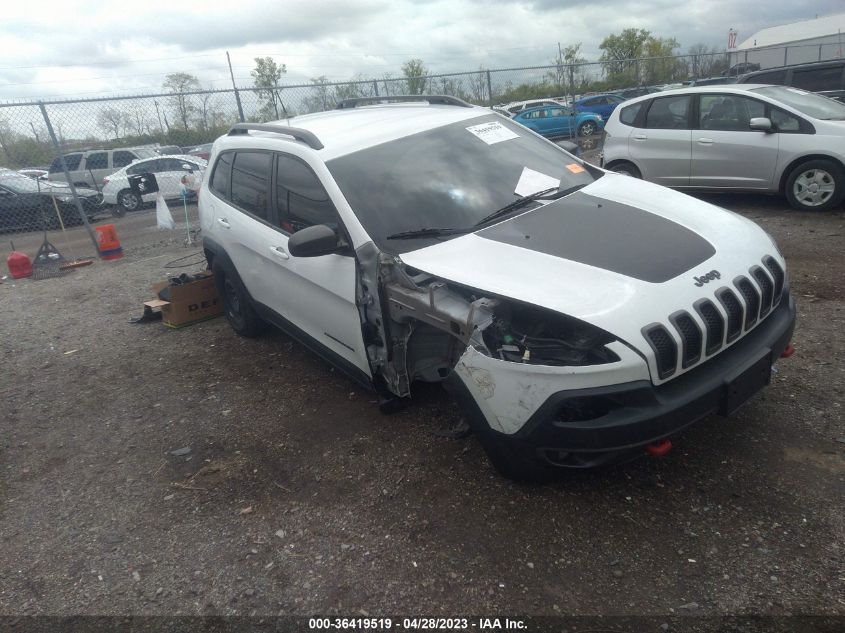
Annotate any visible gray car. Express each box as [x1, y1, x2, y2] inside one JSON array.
[[600, 84, 845, 211]]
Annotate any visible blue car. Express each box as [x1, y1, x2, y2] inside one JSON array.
[[573, 93, 627, 120], [512, 104, 604, 138]]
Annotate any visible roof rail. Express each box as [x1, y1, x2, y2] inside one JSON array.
[[228, 123, 324, 150], [335, 95, 474, 109]]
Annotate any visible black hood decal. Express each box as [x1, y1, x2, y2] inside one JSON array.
[[477, 191, 716, 283]]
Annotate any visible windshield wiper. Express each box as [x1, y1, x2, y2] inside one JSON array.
[[386, 183, 588, 241], [474, 184, 587, 228], [385, 226, 475, 240]]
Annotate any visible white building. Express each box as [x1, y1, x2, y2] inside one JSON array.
[[729, 13, 845, 69]]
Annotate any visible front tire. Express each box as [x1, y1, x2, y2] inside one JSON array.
[[784, 159, 844, 211], [117, 189, 141, 214], [212, 260, 266, 338], [578, 120, 597, 137]]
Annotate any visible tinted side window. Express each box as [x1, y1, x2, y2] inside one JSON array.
[[210, 152, 233, 199], [126, 161, 152, 176], [231, 152, 271, 220], [619, 102, 644, 126], [50, 153, 82, 172], [749, 70, 786, 85], [791, 66, 844, 92], [113, 151, 135, 168], [645, 96, 691, 129], [276, 154, 337, 233], [86, 152, 108, 169], [699, 95, 765, 131]]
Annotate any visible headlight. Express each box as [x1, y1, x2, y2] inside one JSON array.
[[482, 303, 620, 366], [56, 195, 73, 203]]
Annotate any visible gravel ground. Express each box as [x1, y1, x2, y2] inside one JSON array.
[[0, 194, 842, 626]]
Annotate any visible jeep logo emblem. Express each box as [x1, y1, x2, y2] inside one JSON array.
[[693, 270, 721, 287]]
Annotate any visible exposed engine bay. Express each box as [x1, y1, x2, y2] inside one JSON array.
[[355, 246, 619, 399]]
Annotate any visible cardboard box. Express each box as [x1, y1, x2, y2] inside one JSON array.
[[145, 271, 223, 328]]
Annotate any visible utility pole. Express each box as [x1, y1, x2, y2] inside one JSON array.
[[227, 51, 246, 122]]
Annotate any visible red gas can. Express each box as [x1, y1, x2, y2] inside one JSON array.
[[7, 246, 32, 279]]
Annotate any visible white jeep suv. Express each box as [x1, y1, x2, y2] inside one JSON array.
[[199, 95, 795, 481]]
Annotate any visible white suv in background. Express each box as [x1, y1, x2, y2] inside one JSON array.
[[199, 95, 795, 481], [48, 147, 159, 189]]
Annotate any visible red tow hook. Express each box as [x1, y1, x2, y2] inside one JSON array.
[[780, 343, 795, 359], [646, 438, 672, 457]]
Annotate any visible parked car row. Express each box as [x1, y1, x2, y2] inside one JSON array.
[[0, 168, 102, 233]]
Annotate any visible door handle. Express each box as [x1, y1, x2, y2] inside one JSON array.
[[697, 137, 714, 145], [269, 246, 290, 260], [633, 133, 647, 140], [217, 218, 231, 229]]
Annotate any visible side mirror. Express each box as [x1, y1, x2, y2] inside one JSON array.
[[287, 224, 343, 258], [749, 117, 773, 132], [181, 163, 193, 172]]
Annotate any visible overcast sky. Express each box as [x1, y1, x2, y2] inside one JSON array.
[[0, 0, 842, 100]]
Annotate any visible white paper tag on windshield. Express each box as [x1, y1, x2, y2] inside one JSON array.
[[466, 121, 519, 145], [514, 167, 560, 197]]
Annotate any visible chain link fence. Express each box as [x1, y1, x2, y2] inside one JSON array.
[[0, 46, 841, 259]]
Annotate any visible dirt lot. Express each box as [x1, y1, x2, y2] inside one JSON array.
[[0, 195, 843, 627]]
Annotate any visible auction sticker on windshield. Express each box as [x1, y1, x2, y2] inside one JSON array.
[[466, 121, 520, 145]]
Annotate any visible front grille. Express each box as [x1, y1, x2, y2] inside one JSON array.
[[644, 254, 784, 382], [734, 276, 760, 330], [763, 256, 785, 304], [716, 287, 744, 343], [669, 310, 702, 368], [694, 299, 724, 356], [642, 324, 677, 379], [751, 266, 774, 318]]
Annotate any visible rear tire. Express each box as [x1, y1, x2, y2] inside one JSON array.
[[609, 161, 642, 178], [784, 159, 844, 211], [212, 260, 266, 338]]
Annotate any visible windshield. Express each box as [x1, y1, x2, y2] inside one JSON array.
[[752, 86, 845, 120], [327, 115, 596, 253], [0, 172, 43, 193]]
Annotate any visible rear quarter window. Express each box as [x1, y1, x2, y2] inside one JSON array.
[[619, 102, 644, 126], [210, 152, 233, 199], [791, 66, 844, 92]]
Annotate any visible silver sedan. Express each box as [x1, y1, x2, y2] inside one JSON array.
[[600, 84, 845, 211]]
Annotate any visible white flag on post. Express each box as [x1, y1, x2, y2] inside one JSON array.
[[156, 193, 175, 230]]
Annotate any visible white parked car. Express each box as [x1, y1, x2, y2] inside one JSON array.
[[501, 98, 564, 115], [101, 155, 206, 214], [199, 95, 795, 481], [601, 84, 845, 211]]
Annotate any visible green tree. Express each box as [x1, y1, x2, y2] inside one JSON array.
[[599, 28, 651, 86], [162, 72, 201, 130], [548, 43, 587, 98], [402, 59, 428, 95], [251, 56, 288, 121]]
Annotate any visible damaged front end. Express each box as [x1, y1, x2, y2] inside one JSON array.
[[355, 244, 643, 433]]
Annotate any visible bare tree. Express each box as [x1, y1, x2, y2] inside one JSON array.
[[97, 106, 123, 140]]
